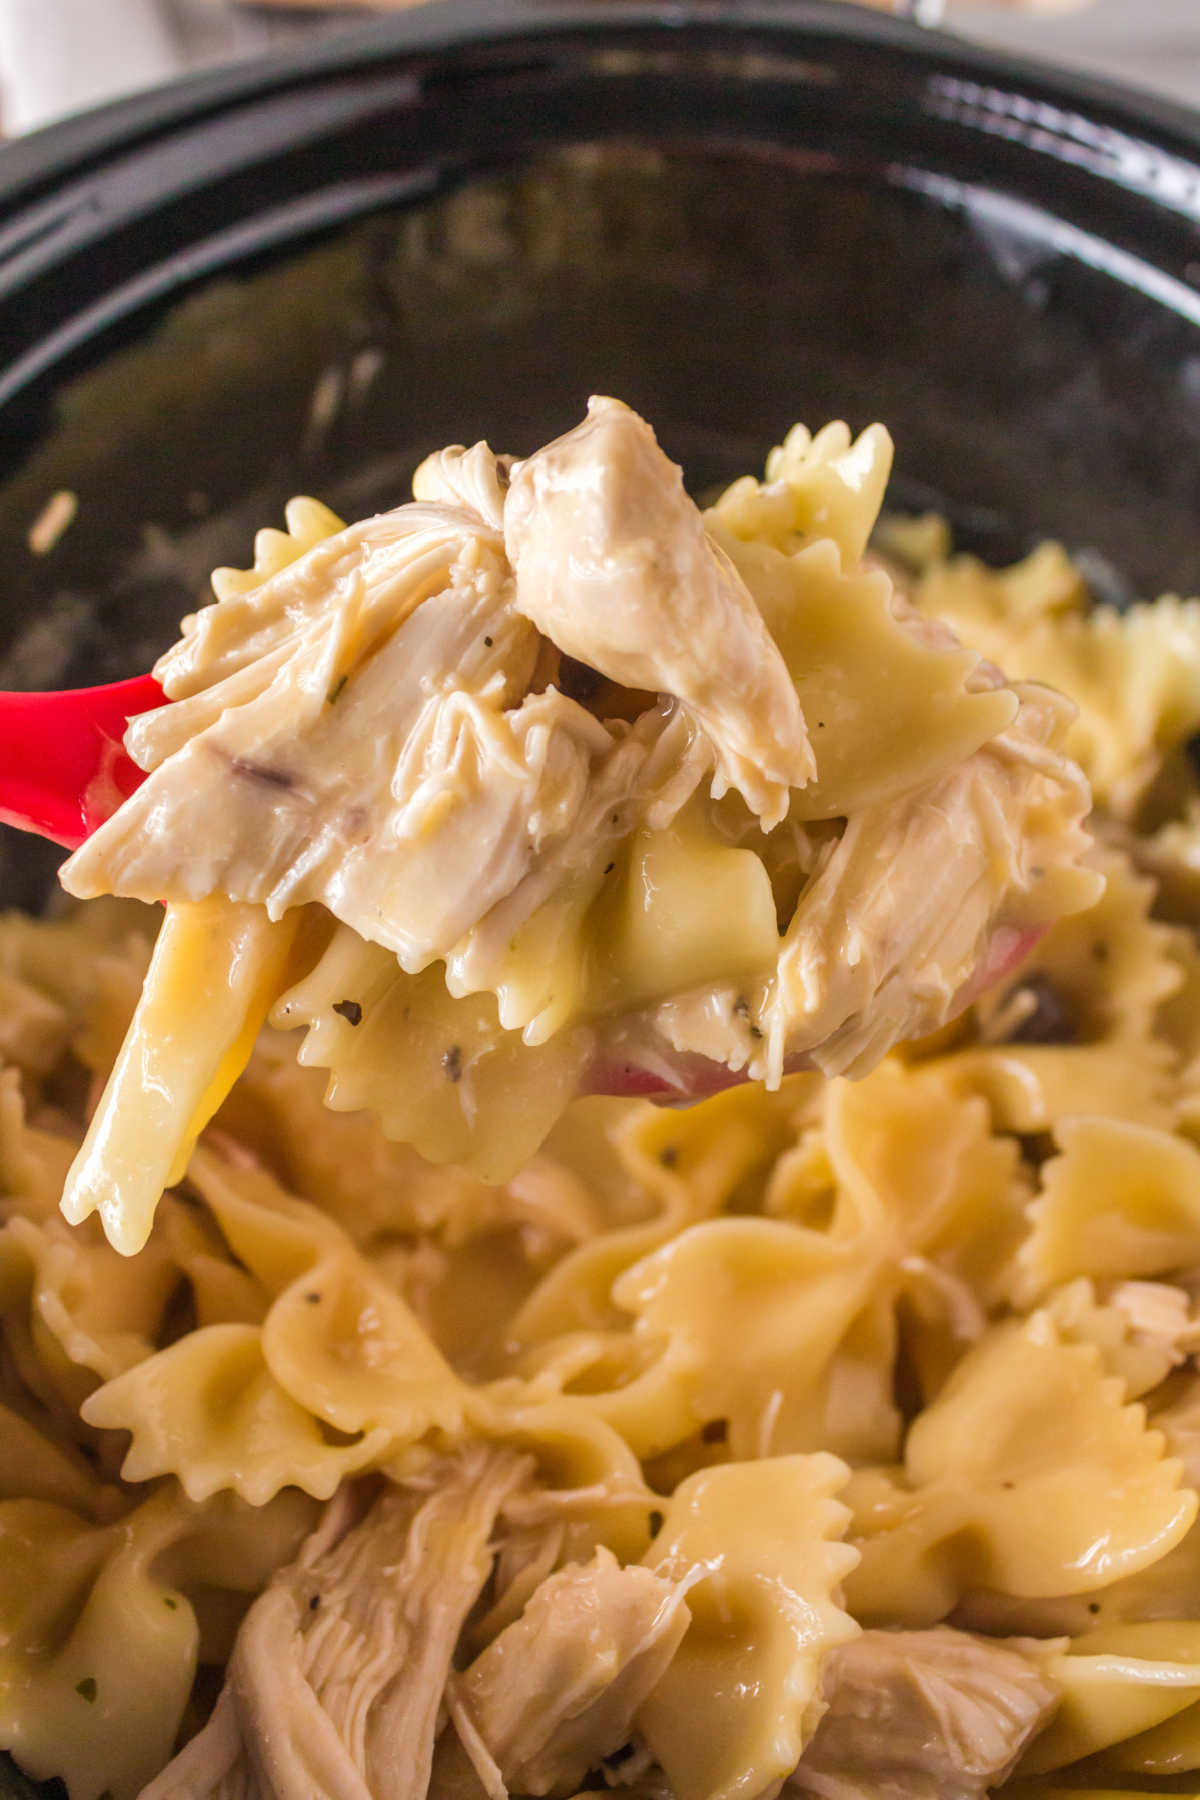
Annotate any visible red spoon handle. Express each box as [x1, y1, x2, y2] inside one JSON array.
[[0, 672, 165, 849]]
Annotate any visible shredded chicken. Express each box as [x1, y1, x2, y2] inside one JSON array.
[[141, 1448, 529, 1800], [787, 1627, 1059, 1800], [759, 679, 1097, 1080], [62, 540, 563, 973], [503, 397, 814, 828], [1107, 1279, 1200, 1366], [430, 1547, 690, 1798]]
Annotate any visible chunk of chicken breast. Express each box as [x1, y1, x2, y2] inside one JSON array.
[[788, 1627, 1059, 1800], [504, 397, 814, 830], [431, 1547, 690, 1798], [140, 1448, 529, 1800]]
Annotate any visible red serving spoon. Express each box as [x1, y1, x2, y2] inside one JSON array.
[[0, 673, 165, 849]]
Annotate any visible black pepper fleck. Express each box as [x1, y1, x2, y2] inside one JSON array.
[[333, 998, 363, 1026], [484, 635, 494, 647], [749, 1024, 764, 1041], [603, 862, 615, 875], [305, 1292, 322, 1305], [76, 1678, 98, 1704], [442, 1045, 463, 1083], [701, 1419, 728, 1444], [1088, 1602, 1101, 1614], [659, 1145, 679, 1169], [648, 1509, 665, 1535], [309, 1593, 321, 1612]]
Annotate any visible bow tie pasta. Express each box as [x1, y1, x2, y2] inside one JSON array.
[[5, 415, 1200, 1800]]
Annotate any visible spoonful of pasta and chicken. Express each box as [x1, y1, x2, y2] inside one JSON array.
[[47, 398, 1100, 1253]]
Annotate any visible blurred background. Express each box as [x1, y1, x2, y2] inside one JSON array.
[[0, 0, 1197, 139]]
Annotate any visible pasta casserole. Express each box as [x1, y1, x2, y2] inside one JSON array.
[[1, 404, 1199, 1800]]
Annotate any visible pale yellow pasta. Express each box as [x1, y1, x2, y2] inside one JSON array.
[[1020, 1117, 1200, 1298], [61, 899, 306, 1255], [1018, 1622, 1200, 1775], [275, 924, 592, 1183], [0, 1483, 315, 1800], [845, 1317, 1196, 1626], [637, 1454, 858, 1800], [709, 419, 894, 567], [914, 552, 1200, 817], [708, 530, 1017, 821]]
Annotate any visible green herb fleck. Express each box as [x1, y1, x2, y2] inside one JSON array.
[[76, 1677, 98, 1704], [163, 1596, 178, 1611], [326, 673, 349, 705]]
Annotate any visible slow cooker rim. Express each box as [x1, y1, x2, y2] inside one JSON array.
[[0, 0, 1198, 218]]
